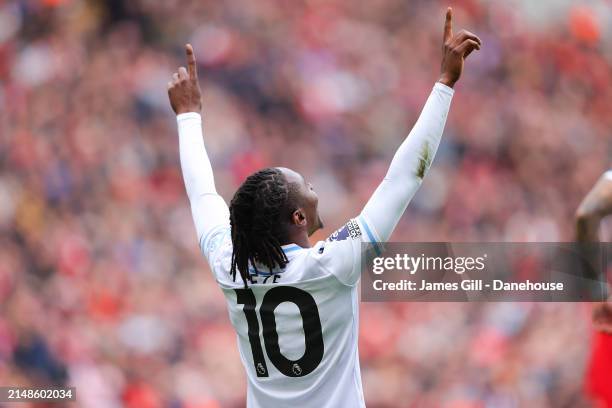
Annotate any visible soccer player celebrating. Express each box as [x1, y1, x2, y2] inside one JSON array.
[[168, 8, 480, 407], [575, 172, 612, 406]]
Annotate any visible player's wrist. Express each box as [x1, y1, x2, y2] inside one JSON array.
[[175, 107, 201, 115], [437, 74, 456, 88], [176, 111, 202, 122]]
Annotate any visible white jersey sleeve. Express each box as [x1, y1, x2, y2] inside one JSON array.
[[176, 112, 231, 266], [315, 82, 453, 287], [360, 82, 453, 241], [313, 216, 382, 286]]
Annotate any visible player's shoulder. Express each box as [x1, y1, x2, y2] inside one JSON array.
[[327, 218, 365, 242], [313, 216, 381, 257], [303, 217, 383, 286], [202, 226, 233, 281], [305, 218, 371, 271], [203, 225, 231, 257]]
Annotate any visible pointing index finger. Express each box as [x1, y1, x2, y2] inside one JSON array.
[[444, 7, 453, 43], [186, 44, 197, 80]]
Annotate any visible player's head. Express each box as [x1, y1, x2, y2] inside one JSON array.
[[229, 167, 323, 285]]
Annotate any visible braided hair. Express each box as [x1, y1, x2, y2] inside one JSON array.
[[229, 168, 297, 287]]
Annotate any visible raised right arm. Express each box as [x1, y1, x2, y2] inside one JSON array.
[[360, 8, 481, 242], [321, 10, 481, 287]]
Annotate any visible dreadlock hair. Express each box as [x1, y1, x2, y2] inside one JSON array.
[[229, 168, 297, 287]]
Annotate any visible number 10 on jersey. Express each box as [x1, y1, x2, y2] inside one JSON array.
[[235, 286, 324, 378]]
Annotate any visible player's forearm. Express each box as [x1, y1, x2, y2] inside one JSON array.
[[177, 113, 217, 197], [177, 113, 230, 245], [575, 171, 612, 242], [360, 82, 454, 241], [574, 214, 602, 282]]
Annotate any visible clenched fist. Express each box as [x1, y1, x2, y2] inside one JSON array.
[[168, 44, 202, 115], [439, 8, 482, 88]]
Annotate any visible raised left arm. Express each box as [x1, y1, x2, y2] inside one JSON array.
[[168, 45, 230, 257]]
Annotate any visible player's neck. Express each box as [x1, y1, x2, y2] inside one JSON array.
[[282, 231, 311, 249]]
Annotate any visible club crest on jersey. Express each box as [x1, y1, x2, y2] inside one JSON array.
[[327, 219, 362, 242], [292, 363, 302, 376]]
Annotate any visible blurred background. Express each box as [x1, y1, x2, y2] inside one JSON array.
[[1, 0, 612, 406]]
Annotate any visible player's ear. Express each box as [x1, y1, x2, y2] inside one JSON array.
[[291, 208, 307, 227]]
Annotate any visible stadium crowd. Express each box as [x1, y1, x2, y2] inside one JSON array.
[[1, 0, 611, 406]]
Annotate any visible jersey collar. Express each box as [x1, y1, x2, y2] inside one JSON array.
[[249, 244, 304, 276], [281, 243, 303, 254]]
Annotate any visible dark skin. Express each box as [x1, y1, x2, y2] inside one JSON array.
[[575, 174, 612, 333], [168, 8, 480, 248], [277, 167, 323, 247]]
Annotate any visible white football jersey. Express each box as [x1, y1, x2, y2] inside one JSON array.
[[178, 83, 453, 407], [201, 216, 381, 408]]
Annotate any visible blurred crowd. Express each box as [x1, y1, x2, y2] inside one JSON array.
[[1, 0, 612, 406]]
